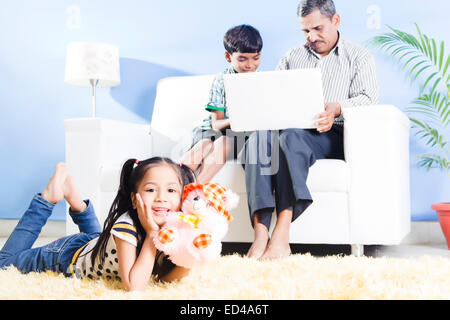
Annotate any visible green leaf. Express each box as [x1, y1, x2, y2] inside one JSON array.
[[443, 109, 450, 126], [413, 65, 432, 81], [443, 55, 450, 78], [409, 117, 425, 128], [370, 24, 450, 173], [439, 41, 445, 71], [437, 95, 446, 113], [402, 54, 421, 70], [416, 24, 429, 56], [432, 38, 438, 65], [421, 72, 438, 93], [430, 78, 442, 98], [415, 154, 450, 171], [408, 60, 428, 78], [399, 50, 416, 60], [424, 34, 433, 61], [391, 45, 412, 58], [407, 107, 439, 123]]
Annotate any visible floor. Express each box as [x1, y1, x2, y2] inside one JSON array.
[[221, 242, 450, 258], [1, 220, 449, 259], [1, 237, 447, 259]]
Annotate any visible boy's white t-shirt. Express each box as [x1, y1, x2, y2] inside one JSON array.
[[71, 212, 139, 280]]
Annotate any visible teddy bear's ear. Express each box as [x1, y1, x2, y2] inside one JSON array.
[[224, 190, 239, 210]]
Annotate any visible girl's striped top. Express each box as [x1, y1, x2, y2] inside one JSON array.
[[71, 212, 139, 280]]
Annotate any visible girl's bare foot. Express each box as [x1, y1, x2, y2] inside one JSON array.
[[41, 163, 86, 212], [41, 163, 68, 204], [63, 174, 87, 213]]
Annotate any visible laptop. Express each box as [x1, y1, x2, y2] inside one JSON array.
[[223, 68, 325, 132]]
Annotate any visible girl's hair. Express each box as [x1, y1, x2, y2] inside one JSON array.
[[223, 24, 263, 54], [89, 157, 196, 267]]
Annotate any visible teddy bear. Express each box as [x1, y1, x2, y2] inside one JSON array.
[[153, 182, 239, 269]]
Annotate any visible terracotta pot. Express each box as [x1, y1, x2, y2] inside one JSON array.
[[432, 203, 450, 250]]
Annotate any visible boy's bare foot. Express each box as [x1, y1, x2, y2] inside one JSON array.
[[41, 163, 68, 204], [246, 220, 269, 260], [247, 236, 269, 260]]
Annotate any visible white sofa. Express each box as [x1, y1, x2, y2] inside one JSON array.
[[65, 74, 411, 256]]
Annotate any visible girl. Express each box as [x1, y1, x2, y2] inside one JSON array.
[[0, 157, 195, 291]]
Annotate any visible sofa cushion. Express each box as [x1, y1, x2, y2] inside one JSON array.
[[100, 159, 349, 195], [308, 159, 349, 193], [212, 159, 349, 194]]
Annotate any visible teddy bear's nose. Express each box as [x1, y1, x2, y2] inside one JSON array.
[[193, 196, 200, 201]]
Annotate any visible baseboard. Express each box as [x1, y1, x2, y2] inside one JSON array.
[[0, 220, 446, 245], [0, 219, 65, 237], [401, 221, 446, 245]]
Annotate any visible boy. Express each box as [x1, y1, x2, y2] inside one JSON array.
[[181, 24, 263, 183]]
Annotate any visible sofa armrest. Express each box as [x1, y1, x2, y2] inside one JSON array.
[[343, 105, 411, 244], [149, 126, 195, 163], [64, 118, 152, 234]]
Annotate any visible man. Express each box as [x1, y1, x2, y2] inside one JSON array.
[[245, 0, 379, 260]]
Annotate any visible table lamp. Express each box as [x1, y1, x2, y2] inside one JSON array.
[[64, 42, 120, 117]]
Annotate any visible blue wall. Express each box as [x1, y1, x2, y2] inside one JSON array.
[[1, 0, 449, 221]]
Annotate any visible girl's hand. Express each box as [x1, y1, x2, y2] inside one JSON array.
[[135, 193, 160, 237]]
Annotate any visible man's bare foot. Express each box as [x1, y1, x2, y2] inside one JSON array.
[[259, 209, 292, 260], [41, 163, 68, 204]]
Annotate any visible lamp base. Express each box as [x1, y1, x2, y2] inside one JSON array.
[[89, 79, 99, 118]]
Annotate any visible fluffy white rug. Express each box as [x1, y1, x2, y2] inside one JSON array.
[[1, 253, 449, 300]]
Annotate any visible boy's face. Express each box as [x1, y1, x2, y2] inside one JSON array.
[[225, 51, 261, 73]]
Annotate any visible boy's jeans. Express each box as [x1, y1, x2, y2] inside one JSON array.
[[0, 194, 102, 276]]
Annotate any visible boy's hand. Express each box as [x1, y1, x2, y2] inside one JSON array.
[[136, 193, 160, 237], [315, 102, 341, 133]]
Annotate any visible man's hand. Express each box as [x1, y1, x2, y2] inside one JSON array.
[[315, 102, 341, 133]]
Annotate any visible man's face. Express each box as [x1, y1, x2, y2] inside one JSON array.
[[299, 9, 340, 56]]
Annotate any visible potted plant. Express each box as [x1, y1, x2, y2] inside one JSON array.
[[370, 24, 450, 249]]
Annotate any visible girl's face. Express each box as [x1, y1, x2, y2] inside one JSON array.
[[133, 165, 183, 226]]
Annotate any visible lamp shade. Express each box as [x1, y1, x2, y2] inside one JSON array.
[[64, 42, 120, 88]]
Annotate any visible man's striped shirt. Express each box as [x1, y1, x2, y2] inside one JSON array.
[[276, 35, 379, 125]]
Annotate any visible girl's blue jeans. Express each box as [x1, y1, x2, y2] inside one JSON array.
[[0, 194, 102, 276]]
